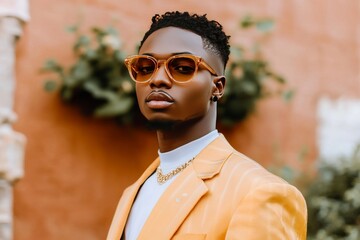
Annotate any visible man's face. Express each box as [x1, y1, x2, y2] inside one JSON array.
[[136, 27, 220, 126]]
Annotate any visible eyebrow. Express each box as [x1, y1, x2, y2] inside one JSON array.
[[142, 52, 193, 57]]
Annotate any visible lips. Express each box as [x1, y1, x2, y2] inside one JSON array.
[[145, 91, 174, 109]]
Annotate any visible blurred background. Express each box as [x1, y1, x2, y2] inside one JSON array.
[[0, 0, 359, 239]]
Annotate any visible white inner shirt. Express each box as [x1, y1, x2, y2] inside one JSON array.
[[124, 130, 219, 240]]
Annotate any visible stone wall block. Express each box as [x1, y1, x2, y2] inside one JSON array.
[[0, 180, 12, 240], [0, 126, 26, 182]]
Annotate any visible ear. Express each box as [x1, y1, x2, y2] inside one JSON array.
[[212, 76, 226, 98]]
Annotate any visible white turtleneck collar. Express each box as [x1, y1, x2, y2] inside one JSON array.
[[158, 130, 219, 173]]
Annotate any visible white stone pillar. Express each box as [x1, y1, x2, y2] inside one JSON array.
[[0, 1, 29, 239], [0, 17, 22, 109]]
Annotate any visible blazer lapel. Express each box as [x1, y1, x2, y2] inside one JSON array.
[[137, 134, 234, 239], [192, 134, 234, 179], [107, 159, 160, 240], [137, 164, 208, 240]]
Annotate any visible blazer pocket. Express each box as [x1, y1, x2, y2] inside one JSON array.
[[172, 233, 206, 240]]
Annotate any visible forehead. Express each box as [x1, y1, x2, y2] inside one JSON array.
[[139, 27, 207, 57]]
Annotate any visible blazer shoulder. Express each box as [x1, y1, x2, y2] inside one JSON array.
[[216, 149, 304, 203]]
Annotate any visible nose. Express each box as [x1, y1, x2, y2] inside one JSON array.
[[149, 63, 172, 89]]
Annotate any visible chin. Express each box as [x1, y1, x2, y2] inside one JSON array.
[[145, 120, 178, 131], [145, 115, 205, 131]]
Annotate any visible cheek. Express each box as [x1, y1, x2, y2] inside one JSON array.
[[186, 88, 210, 106], [190, 76, 213, 102], [177, 79, 212, 114]]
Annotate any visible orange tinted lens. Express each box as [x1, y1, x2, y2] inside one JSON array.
[[168, 57, 196, 82], [130, 57, 156, 82]]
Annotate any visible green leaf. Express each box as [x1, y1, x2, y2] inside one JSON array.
[[114, 50, 126, 61], [42, 59, 62, 72], [43, 80, 58, 92], [230, 47, 243, 59], [85, 49, 97, 59], [240, 15, 255, 28], [71, 60, 90, 81], [61, 88, 73, 100], [63, 76, 75, 87], [274, 76, 286, 84], [65, 25, 78, 33], [94, 98, 133, 117], [73, 35, 91, 52], [282, 89, 295, 102], [280, 166, 294, 182], [297, 145, 309, 162], [78, 35, 90, 45], [240, 80, 258, 95], [91, 27, 105, 35], [256, 19, 274, 32], [83, 81, 119, 101], [105, 26, 118, 36]]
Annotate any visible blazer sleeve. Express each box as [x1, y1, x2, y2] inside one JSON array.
[[225, 182, 307, 240]]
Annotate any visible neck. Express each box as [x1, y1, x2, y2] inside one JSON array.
[[156, 108, 217, 153]]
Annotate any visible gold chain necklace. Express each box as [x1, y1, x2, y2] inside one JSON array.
[[156, 158, 194, 184]]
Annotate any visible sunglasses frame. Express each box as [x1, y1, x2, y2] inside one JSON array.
[[124, 54, 218, 83]]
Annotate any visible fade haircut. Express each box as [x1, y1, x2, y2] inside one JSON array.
[[139, 11, 231, 69]]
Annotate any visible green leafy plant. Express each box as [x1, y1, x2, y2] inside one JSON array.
[[42, 16, 291, 126], [42, 25, 139, 124], [218, 16, 293, 127], [306, 147, 360, 240]]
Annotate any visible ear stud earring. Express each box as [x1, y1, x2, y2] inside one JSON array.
[[211, 95, 218, 102]]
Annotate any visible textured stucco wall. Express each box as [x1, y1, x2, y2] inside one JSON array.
[[13, 0, 360, 239]]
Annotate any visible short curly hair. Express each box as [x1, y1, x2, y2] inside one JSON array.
[[139, 11, 231, 69]]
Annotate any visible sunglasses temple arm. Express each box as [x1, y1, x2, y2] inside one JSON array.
[[200, 61, 218, 76]]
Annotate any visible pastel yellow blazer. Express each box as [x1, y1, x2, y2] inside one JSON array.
[[107, 135, 307, 240]]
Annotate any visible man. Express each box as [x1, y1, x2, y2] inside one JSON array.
[[108, 11, 307, 240]]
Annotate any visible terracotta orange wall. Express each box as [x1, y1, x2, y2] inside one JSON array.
[[13, 0, 360, 239]]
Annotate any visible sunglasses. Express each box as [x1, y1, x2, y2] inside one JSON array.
[[124, 54, 218, 83]]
